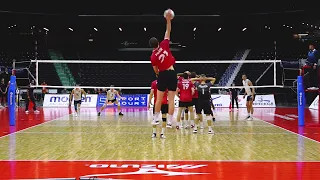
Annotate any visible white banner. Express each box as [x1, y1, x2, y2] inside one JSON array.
[[149, 94, 276, 108], [43, 94, 98, 107], [309, 95, 319, 110]]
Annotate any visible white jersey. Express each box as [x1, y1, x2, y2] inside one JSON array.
[[107, 90, 117, 100], [73, 88, 82, 101], [242, 79, 252, 96]]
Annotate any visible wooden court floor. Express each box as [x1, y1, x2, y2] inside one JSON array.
[[0, 107, 319, 179]]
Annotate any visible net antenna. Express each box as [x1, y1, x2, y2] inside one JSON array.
[[31, 59, 283, 89]]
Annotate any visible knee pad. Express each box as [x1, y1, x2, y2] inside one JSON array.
[[184, 109, 189, 113], [162, 118, 167, 122]]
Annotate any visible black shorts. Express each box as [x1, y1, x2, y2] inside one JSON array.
[[246, 95, 255, 102], [157, 69, 177, 92], [192, 98, 198, 106], [0, 93, 6, 98], [74, 100, 81, 106], [153, 104, 168, 114], [196, 100, 212, 115], [179, 101, 193, 108], [108, 99, 117, 103]]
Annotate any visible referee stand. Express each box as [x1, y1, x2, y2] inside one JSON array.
[[298, 60, 320, 126]]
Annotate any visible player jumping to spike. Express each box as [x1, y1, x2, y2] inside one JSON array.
[[149, 9, 176, 129]]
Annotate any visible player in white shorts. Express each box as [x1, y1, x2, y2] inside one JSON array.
[[69, 85, 87, 116], [242, 74, 255, 120], [98, 85, 124, 116]]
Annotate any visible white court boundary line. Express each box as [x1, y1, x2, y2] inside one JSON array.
[[0, 159, 320, 162], [0, 114, 72, 140], [17, 132, 290, 135], [241, 112, 320, 144], [1, 111, 320, 162]]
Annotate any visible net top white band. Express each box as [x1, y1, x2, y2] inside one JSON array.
[[31, 85, 284, 89], [31, 60, 282, 64]]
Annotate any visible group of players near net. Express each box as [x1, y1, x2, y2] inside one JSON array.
[[68, 9, 255, 139]]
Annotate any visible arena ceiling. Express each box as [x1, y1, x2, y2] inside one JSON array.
[[0, 2, 315, 15], [0, 2, 319, 40]]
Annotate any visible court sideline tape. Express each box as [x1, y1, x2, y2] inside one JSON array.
[[241, 112, 320, 144], [0, 113, 72, 140]]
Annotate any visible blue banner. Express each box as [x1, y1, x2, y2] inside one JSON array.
[[97, 94, 148, 107]]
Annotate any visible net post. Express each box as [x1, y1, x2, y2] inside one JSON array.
[[36, 60, 39, 86], [297, 76, 305, 126], [8, 75, 16, 126], [273, 61, 277, 86]]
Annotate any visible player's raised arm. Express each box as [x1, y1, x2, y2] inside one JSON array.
[[190, 78, 200, 83], [206, 77, 216, 85], [164, 13, 172, 40]]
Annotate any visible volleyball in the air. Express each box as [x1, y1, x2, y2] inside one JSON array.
[[164, 9, 175, 19]]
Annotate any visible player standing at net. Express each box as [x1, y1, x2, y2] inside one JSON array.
[[191, 74, 216, 134], [176, 73, 195, 129], [177, 71, 191, 123], [149, 9, 176, 126], [98, 85, 124, 116], [69, 84, 86, 117], [242, 74, 255, 120], [25, 80, 39, 114], [148, 79, 170, 139], [190, 72, 199, 127]]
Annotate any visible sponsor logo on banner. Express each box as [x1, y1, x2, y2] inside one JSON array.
[[299, 92, 303, 106], [149, 94, 276, 108], [81, 163, 210, 178], [252, 95, 276, 107], [43, 94, 97, 107], [211, 95, 228, 107], [97, 94, 147, 107], [9, 92, 13, 106], [309, 95, 319, 110], [267, 113, 295, 120]]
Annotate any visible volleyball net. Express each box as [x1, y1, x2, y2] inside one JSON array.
[[9, 59, 284, 108], [31, 59, 283, 90]]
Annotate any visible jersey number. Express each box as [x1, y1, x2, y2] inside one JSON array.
[[156, 48, 168, 63], [202, 89, 205, 94], [182, 83, 189, 90]]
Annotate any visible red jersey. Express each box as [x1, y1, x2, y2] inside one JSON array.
[[177, 79, 194, 102], [150, 39, 176, 72], [192, 81, 199, 98], [151, 80, 168, 104]]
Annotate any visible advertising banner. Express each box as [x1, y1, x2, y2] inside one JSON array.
[[149, 94, 276, 108], [309, 95, 319, 110], [97, 94, 148, 107], [43, 94, 97, 107]]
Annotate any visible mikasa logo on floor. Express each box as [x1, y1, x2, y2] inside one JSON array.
[[81, 164, 210, 178]]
